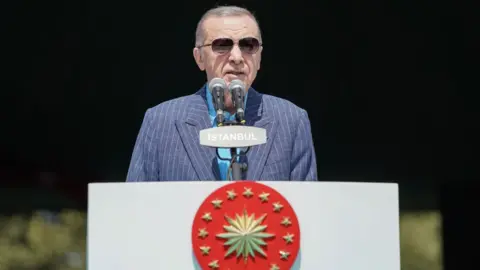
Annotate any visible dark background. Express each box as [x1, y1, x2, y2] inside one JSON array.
[[1, 0, 477, 268]]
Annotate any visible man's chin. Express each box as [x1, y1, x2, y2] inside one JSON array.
[[223, 74, 246, 84]]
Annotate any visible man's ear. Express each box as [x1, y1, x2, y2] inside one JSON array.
[[193, 47, 205, 71], [256, 46, 263, 71]]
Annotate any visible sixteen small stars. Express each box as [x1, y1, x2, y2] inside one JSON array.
[[197, 187, 296, 268]]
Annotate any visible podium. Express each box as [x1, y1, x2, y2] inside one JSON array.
[[88, 181, 400, 270]]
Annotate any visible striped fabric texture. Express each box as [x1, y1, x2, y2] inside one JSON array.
[[126, 86, 318, 181]]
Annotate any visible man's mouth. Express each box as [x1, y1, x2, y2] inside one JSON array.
[[224, 71, 245, 76]]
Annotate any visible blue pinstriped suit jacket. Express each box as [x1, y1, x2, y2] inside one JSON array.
[[126, 86, 318, 181]]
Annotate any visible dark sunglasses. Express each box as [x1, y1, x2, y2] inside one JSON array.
[[197, 37, 261, 54]]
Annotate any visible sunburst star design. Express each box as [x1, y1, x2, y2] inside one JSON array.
[[216, 209, 275, 262]]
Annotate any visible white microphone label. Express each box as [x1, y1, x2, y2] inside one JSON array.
[[199, 126, 267, 148]]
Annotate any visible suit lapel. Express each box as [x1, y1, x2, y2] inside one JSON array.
[[175, 88, 220, 181], [244, 89, 278, 180]]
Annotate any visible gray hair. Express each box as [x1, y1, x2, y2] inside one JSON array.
[[195, 6, 262, 47]]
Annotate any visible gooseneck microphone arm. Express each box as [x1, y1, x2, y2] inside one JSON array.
[[208, 78, 227, 126], [215, 79, 249, 180], [212, 89, 225, 125], [229, 79, 246, 124], [208, 78, 247, 180]]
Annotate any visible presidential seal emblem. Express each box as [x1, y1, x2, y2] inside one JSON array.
[[191, 181, 300, 270]]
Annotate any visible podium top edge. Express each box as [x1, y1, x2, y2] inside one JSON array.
[[88, 181, 399, 186]]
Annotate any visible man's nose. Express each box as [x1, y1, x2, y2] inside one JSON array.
[[228, 45, 244, 64]]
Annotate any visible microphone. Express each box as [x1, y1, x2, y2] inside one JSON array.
[[208, 78, 227, 126], [228, 79, 246, 124]]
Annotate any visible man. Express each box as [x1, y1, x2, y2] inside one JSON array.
[[126, 6, 317, 181]]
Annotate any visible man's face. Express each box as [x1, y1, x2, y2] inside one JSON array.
[[193, 15, 262, 108]]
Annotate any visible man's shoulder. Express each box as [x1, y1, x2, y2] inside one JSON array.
[[260, 92, 309, 119]]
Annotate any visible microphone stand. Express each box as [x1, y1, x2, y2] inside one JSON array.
[[216, 119, 249, 181]]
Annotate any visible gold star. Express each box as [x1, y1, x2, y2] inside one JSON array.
[[279, 250, 290, 260], [199, 246, 211, 255], [273, 202, 284, 212], [211, 199, 223, 209], [198, 228, 208, 239], [280, 217, 292, 227], [283, 233, 294, 244], [226, 189, 237, 200], [243, 187, 254, 198], [202, 212, 212, 222], [270, 263, 280, 270], [259, 192, 270, 202], [208, 260, 219, 269]]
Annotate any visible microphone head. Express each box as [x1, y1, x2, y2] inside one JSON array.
[[208, 78, 227, 92], [228, 79, 246, 94]]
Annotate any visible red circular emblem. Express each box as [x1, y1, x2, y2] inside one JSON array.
[[192, 181, 300, 270]]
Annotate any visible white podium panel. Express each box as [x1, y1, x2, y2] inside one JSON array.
[[88, 181, 400, 270]]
